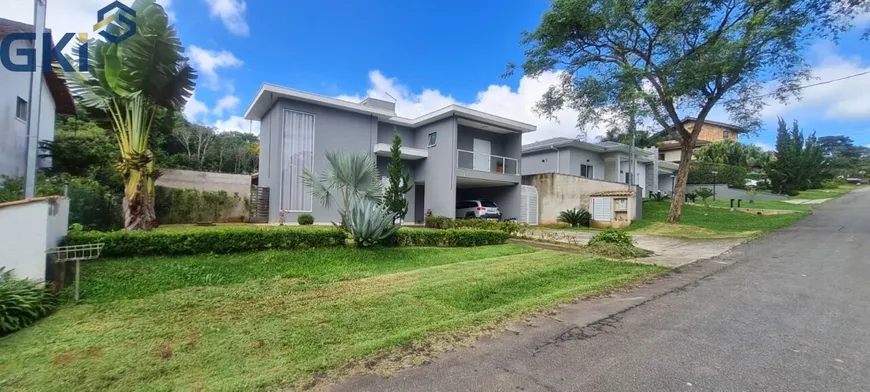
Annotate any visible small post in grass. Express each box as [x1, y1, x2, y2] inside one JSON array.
[[730, 199, 735, 211], [711, 169, 719, 201]]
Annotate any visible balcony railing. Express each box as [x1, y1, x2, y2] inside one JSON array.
[[457, 149, 519, 175]]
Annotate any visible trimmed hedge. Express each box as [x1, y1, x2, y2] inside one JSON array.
[[687, 162, 747, 188], [452, 219, 525, 235], [64, 227, 348, 257], [389, 229, 510, 247]]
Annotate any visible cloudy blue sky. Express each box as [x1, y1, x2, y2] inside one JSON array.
[[4, 0, 870, 149]]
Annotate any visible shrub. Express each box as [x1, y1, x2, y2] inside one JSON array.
[[453, 219, 525, 235], [347, 196, 400, 247], [154, 186, 243, 224], [63, 227, 348, 257], [388, 229, 510, 247], [556, 208, 591, 227], [651, 191, 669, 202], [425, 215, 455, 229], [695, 187, 714, 205], [586, 243, 651, 259], [687, 162, 747, 188], [1, 268, 58, 336], [297, 214, 314, 225], [588, 230, 633, 246], [820, 179, 845, 189]]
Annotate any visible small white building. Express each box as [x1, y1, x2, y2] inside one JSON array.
[[0, 18, 77, 179]]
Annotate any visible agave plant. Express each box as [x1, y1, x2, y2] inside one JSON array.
[[347, 196, 400, 247], [557, 208, 591, 227], [62, 0, 196, 230], [303, 151, 382, 229]]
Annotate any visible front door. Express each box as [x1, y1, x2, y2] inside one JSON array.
[[473, 138, 491, 172]]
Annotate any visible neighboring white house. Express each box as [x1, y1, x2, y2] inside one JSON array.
[[0, 18, 76, 179]]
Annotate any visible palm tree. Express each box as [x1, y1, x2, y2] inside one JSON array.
[[63, 0, 196, 230], [303, 151, 383, 229]]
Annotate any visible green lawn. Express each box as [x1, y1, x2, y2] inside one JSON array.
[[702, 199, 812, 211], [0, 245, 665, 392], [627, 200, 808, 238], [794, 185, 860, 200]]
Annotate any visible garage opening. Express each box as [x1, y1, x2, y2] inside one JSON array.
[[455, 181, 522, 221]]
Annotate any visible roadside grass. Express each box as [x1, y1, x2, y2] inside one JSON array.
[[0, 246, 666, 392], [794, 185, 860, 200], [702, 199, 812, 211], [629, 201, 808, 236], [64, 245, 537, 304]]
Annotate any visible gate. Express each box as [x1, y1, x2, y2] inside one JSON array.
[[249, 186, 270, 223], [520, 185, 539, 225]]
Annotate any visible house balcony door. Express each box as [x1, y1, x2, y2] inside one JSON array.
[[473, 138, 491, 171]]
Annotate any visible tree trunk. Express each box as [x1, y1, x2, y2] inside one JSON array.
[[667, 140, 696, 223], [123, 185, 156, 231]]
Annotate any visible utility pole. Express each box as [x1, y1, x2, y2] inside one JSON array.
[[627, 106, 636, 191], [24, 0, 48, 198]]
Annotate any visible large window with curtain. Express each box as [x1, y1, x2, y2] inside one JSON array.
[[282, 110, 315, 212]]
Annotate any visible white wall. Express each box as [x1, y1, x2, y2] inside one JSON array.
[[0, 39, 57, 178], [0, 198, 68, 282]]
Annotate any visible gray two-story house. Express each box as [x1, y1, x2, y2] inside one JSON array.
[[244, 84, 536, 224]]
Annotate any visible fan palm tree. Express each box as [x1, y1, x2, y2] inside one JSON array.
[[302, 151, 383, 229], [62, 0, 196, 230]]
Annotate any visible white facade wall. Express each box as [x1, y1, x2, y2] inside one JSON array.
[[0, 198, 69, 281], [0, 39, 57, 178]]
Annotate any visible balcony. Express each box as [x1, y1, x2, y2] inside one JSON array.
[[456, 149, 520, 186], [373, 143, 427, 160]]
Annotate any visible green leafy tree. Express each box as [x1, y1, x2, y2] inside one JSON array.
[[303, 151, 383, 230], [598, 129, 663, 149], [511, 0, 866, 223], [695, 140, 769, 169], [63, 0, 196, 230], [383, 130, 414, 221], [767, 118, 829, 194]]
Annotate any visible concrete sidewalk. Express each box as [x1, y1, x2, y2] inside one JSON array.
[[519, 229, 744, 267]]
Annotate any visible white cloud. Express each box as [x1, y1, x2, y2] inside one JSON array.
[[187, 46, 243, 90], [763, 46, 870, 121], [183, 91, 209, 121], [1, 0, 174, 47], [214, 115, 259, 134], [203, 0, 249, 36], [337, 70, 599, 144], [212, 95, 240, 116]]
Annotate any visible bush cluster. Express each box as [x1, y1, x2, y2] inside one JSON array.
[[556, 208, 591, 227], [154, 186, 244, 224], [389, 229, 510, 247], [687, 162, 747, 188], [297, 214, 315, 225], [64, 227, 348, 257], [820, 178, 846, 189], [588, 230, 634, 247], [1, 269, 58, 336], [424, 215, 455, 229]]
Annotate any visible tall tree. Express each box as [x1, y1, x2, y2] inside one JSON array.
[[695, 140, 769, 169], [598, 128, 663, 149], [511, 0, 867, 222], [64, 0, 196, 230], [383, 130, 414, 221], [767, 118, 829, 194]]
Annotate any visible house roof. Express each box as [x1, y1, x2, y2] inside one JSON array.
[[0, 18, 76, 115], [522, 137, 659, 161], [244, 83, 537, 134], [658, 139, 712, 152], [590, 190, 635, 197], [681, 117, 745, 132]]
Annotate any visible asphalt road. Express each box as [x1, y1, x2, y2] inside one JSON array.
[[331, 187, 870, 392]]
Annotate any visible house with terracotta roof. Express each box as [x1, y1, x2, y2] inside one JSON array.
[[656, 117, 745, 163], [0, 17, 76, 179]]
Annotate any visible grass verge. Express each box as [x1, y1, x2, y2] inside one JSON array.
[[0, 245, 665, 392], [794, 185, 860, 200]]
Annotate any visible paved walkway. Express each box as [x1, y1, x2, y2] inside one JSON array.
[[783, 198, 829, 204], [518, 229, 744, 267], [329, 188, 870, 392]]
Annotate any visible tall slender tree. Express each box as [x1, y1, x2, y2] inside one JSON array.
[[384, 129, 414, 221]]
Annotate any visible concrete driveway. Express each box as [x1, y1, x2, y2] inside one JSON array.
[[520, 228, 744, 267], [329, 187, 870, 391]]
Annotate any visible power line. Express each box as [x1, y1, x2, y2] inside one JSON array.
[[749, 70, 870, 99]]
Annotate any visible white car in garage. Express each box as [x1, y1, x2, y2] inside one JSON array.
[[456, 200, 502, 220]]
